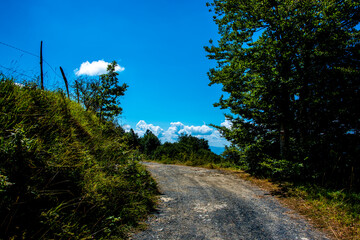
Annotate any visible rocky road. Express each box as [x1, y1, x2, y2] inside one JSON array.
[[131, 162, 329, 240]]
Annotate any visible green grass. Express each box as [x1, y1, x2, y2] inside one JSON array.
[[287, 184, 360, 239], [0, 77, 157, 239]]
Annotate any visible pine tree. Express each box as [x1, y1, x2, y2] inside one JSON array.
[[97, 61, 128, 121], [205, 0, 360, 186]]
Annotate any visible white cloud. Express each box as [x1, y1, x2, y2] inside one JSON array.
[[122, 124, 131, 132], [179, 124, 213, 136], [74, 60, 125, 76], [200, 129, 229, 148], [221, 118, 232, 129], [136, 120, 164, 137], [133, 120, 230, 147], [161, 122, 184, 142]]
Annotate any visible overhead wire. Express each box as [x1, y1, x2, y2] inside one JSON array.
[[0, 41, 64, 80], [0, 64, 37, 79], [0, 41, 39, 58]]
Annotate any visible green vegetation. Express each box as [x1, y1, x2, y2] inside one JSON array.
[[74, 61, 128, 121], [125, 130, 223, 167], [277, 183, 360, 239], [0, 76, 157, 239], [153, 134, 222, 166], [205, 0, 360, 189], [204, 0, 360, 237]]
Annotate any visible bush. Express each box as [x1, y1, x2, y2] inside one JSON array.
[[0, 77, 157, 239]]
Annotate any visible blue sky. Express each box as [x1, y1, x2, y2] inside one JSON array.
[[0, 0, 230, 150]]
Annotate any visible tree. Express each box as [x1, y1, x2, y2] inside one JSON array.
[[96, 61, 128, 121], [140, 130, 161, 156], [178, 134, 210, 152], [73, 61, 128, 121], [205, 0, 360, 186], [73, 77, 101, 111], [126, 129, 140, 149]]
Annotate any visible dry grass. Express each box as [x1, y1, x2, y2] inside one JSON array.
[[222, 168, 360, 240]]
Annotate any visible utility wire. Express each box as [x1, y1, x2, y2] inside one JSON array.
[[0, 41, 63, 80], [0, 41, 39, 58], [44, 61, 63, 80], [0, 64, 37, 79]]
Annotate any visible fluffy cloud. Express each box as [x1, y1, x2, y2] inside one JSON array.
[[74, 60, 125, 76], [161, 122, 184, 142], [200, 130, 228, 148], [179, 124, 213, 136], [122, 124, 131, 132], [221, 118, 232, 129], [133, 119, 230, 148], [136, 120, 164, 137]]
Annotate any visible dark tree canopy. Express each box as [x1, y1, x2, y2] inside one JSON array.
[[178, 134, 210, 152], [206, 0, 360, 188], [126, 129, 140, 149], [140, 129, 161, 156]]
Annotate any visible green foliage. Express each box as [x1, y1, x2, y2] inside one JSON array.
[[177, 134, 210, 152], [290, 184, 360, 228], [0, 77, 156, 239], [73, 76, 101, 111], [221, 145, 247, 169], [125, 129, 224, 166], [206, 0, 360, 189], [152, 134, 223, 166], [140, 129, 161, 156], [125, 129, 140, 150], [97, 61, 128, 121], [73, 61, 128, 121]]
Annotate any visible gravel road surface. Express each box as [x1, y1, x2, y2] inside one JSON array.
[[131, 162, 329, 240]]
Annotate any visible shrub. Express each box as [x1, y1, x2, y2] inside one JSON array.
[[0, 77, 157, 239]]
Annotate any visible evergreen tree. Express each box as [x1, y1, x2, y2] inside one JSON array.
[[178, 134, 210, 152], [205, 0, 360, 186], [126, 129, 140, 149], [97, 61, 128, 121], [73, 61, 128, 121], [140, 130, 161, 156]]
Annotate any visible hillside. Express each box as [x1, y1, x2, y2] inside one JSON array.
[[0, 76, 157, 239]]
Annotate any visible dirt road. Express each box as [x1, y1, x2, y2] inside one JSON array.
[[131, 162, 329, 240]]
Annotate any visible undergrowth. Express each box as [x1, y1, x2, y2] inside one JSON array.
[[0, 77, 157, 239], [288, 184, 360, 239]]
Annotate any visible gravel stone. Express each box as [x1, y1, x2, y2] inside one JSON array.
[[131, 162, 329, 240]]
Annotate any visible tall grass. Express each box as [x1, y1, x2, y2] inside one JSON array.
[[0, 76, 157, 239]]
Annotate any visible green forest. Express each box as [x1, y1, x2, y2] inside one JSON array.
[[1, 0, 360, 239], [205, 0, 359, 190]]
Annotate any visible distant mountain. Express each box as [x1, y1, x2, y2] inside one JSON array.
[[210, 146, 225, 155]]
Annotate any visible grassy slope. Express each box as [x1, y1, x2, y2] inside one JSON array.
[[0, 78, 157, 239]]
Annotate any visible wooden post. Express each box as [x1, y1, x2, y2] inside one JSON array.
[[74, 80, 80, 103], [40, 41, 44, 90], [60, 66, 70, 98]]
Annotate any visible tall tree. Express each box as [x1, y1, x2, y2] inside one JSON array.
[[126, 129, 140, 149], [73, 61, 128, 121], [178, 134, 210, 152], [73, 77, 101, 111], [97, 61, 128, 121], [205, 0, 360, 185], [140, 130, 161, 156]]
